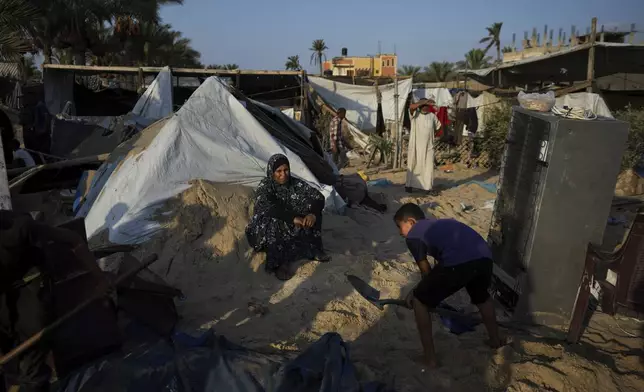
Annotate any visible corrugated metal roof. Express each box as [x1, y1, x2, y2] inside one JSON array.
[[0, 63, 21, 79], [457, 42, 644, 78]]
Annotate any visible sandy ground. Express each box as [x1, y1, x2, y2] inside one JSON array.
[[125, 160, 644, 392]]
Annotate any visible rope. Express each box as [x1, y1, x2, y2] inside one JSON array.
[[551, 105, 597, 120], [246, 85, 302, 98]]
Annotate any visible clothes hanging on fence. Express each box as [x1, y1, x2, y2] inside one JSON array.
[[464, 108, 478, 134]]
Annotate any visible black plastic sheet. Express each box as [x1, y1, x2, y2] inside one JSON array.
[[57, 331, 390, 392]]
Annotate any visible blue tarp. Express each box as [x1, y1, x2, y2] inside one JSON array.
[[57, 331, 390, 392]]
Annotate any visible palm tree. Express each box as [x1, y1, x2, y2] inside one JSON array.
[[480, 22, 503, 62], [457, 49, 493, 70], [285, 55, 301, 71], [0, 0, 38, 62], [309, 39, 328, 75], [502, 46, 513, 53], [424, 62, 454, 82], [206, 64, 238, 70], [397, 65, 421, 78]]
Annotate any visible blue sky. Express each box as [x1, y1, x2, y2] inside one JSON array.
[[160, 0, 644, 71]]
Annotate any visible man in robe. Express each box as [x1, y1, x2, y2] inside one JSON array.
[[406, 98, 442, 193]]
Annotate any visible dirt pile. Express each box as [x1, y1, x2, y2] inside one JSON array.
[[124, 171, 643, 392]]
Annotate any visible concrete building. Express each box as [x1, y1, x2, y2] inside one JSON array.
[[503, 23, 637, 63], [323, 51, 397, 77]]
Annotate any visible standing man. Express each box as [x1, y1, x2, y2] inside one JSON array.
[[406, 99, 441, 193], [329, 108, 348, 169]]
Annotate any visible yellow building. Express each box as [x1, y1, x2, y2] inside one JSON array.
[[323, 54, 397, 77]]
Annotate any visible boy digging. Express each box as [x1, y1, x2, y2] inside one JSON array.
[[394, 203, 502, 368]]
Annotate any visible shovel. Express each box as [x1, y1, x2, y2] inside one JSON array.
[[347, 275, 480, 322]]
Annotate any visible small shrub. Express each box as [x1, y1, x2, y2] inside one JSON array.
[[480, 102, 512, 168], [615, 105, 644, 170]]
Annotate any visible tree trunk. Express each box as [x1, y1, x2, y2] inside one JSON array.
[[497, 44, 501, 62], [43, 42, 52, 64], [318, 53, 323, 75], [74, 50, 85, 66]]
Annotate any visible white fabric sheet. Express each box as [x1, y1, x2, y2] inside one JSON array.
[[132, 66, 173, 120], [308, 77, 413, 132], [555, 93, 613, 118], [412, 88, 453, 107], [80, 77, 344, 244], [281, 108, 295, 118]]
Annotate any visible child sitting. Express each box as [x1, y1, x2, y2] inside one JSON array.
[[394, 203, 502, 368]]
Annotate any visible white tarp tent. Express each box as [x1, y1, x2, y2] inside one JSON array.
[[308, 76, 413, 131], [412, 87, 453, 107], [131, 66, 173, 120], [555, 92, 613, 118], [79, 77, 343, 244]]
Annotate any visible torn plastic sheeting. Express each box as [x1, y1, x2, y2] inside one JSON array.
[[132, 66, 173, 120], [555, 92, 613, 118], [57, 331, 389, 392]]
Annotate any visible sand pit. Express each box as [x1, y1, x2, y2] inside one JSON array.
[[128, 167, 643, 391]]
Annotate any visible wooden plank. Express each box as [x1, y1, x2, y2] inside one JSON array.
[[7, 153, 110, 178], [553, 81, 592, 97], [586, 17, 598, 93], [43, 64, 305, 76]]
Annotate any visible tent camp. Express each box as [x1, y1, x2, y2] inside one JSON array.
[[77, 77, 343, 244], [308, 76, 413, 148]]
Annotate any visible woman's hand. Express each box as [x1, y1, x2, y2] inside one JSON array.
[[302, 214, 317, 228], [293, 217, 304, 226]]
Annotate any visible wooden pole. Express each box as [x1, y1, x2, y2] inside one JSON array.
[[586, 17, 597, 93], [0, 136, 12, 210], [393, 73, 401, 169]]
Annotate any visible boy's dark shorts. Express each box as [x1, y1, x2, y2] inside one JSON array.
[[413, 258, 493, 308]]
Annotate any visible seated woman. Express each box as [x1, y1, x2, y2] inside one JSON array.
[[246, 154, 331, 280]]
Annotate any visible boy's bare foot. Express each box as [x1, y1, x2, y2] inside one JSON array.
[[486, 336, 510, 349], [413, 355, 438, 369]]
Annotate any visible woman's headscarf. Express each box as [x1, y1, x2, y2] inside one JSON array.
[[252, 153, 324, 218], [267, 153, 290, 179]]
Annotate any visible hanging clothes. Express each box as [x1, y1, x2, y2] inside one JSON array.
[[422, 105, 449, 138], [406, 109, 441, 191], [464, 108, 479, 134]]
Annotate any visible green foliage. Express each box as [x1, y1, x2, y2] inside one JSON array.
[[366, 134, 394, 167], [0, 0, 38, 61], [1, 1, 200, 67], [478, 101, 512, 168], [398, 65, 421, 77], [314, 111, 333, 149], [309, 39, 328, 75], [424, 61, 454, 82], [615, 105, 644, 169], [285, 55, 301, 71], [480, 22, 503, 62]]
